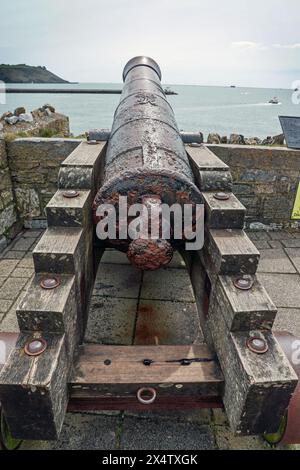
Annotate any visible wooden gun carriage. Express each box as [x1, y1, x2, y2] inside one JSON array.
[[0, 57, 299, 445]]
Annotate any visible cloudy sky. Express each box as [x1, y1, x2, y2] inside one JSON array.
[[1, 0, 300, 87]]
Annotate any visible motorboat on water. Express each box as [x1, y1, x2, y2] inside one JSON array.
[[269, 97, 279, 104]]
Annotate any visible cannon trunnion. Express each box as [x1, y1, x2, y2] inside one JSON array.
[[0, 58, 298, 443]]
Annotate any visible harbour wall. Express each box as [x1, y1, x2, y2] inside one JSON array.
[[0, 138, 299, 250]]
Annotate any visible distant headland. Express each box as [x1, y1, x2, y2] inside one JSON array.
[[0, 64, 69, 84]]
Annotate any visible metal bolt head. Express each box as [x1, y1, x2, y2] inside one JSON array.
[[143, 359, 154, 366], [234, 277, 254, 291], [40, 276, 60, 290], [24, 338, 47, 357], [214, 192, 230, 201], [246, 337, 269, 354], [62, 190, 79, 199], [104, 359, 111, 366], [87, 140, 99, 145]]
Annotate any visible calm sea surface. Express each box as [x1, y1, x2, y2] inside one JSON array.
[[2, 83, 300, 138]]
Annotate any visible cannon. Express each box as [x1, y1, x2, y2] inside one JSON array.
[[93, 56, 203, 270], [0, 57, 298, 444]]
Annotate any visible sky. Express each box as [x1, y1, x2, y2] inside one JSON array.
[[1, 0, 300, 88]]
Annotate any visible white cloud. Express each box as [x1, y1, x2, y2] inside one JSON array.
[[231, 41, 268, 51], [273, 43, 300, 49]]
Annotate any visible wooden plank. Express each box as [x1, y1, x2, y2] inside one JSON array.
[[212, 275, 277, 331], [0, 333, 69, 440], [17, 274, 76, 338], [68, 396, 223, 412], [186, 145, 232, 191], [205, 229, 260, 275], [58, 141, 106, 194], [33, 227, 84, 273], [71, 344, 224, 397], [32, 227, 92, 338], [62, 141, 106, 167], [199, 170, 233, 192], [46, 190, 92, 228], [186, 145, 229, 171], [202, 192, 246, 229]]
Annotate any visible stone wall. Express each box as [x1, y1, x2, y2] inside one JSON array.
[[0, 139, 19, 250], [6, 138, 80, 229], [208, 144, 300, 229], [1, 139, 300, 253]]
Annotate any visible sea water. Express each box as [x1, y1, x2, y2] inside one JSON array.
[[1, 82, 299, 139]]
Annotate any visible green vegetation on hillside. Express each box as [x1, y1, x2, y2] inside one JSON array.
[[0, 64, 69, 83]]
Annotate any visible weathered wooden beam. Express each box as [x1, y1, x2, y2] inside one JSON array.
[[0, 333, 70, 440], [204, 229, 260, 275], [46, 190, 92, 228], [32, 227, 92, 337], [210, 274, 277, 331], [70, 344, 224, 398], [202, 192, 246, 229], [58, 141, 106, 194], [33, 227, 84, 274], [186, 145, 233, 191], [186, 145, 229, 171], [16, 274, 77, 343]]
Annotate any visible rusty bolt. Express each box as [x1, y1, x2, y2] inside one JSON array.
[[62, 190, 80, 199], [213, 192, 231, 201], [24, 338, 47, 357], [40, 276, 60, 290], [246, 337, 269, 354], [234, 277, 254, 291]]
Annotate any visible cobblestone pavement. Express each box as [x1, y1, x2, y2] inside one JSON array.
[[0, 229, 300, 450]]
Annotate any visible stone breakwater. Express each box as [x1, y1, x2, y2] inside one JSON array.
[[0, 104, 70, 138], [206, 132, 285, 146]]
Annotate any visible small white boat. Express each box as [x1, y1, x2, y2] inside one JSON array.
[[269, 97, 279, 104]]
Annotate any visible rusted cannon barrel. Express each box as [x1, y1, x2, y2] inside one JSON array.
[[93, 56, 202, 270]]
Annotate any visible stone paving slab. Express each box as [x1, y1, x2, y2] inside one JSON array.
[[274, 308, 300, 339], [10, 237, 36, 252], [0, 277, 28, 300], [85, 296, 138, 345], [141, 269, 195, 302], [213, 426, 269, 450], [258, 273, 300, 309], [120, 416, 215, 450], [17, 256, 34, 269], [11, 267, 34, 278], [257, 249, 297, 274], [285, 248, 300, 274], [135, 299, 202, 345], [282, 239, 300, 248], [21, 413, 120, 450], [0, 259, 19, 277], [0, 299, 14, 313], [22, 230, 43, 238], [269, 231, 295, 240], [93, 263, 142, 299], [1, 250, 26, 260], [124, 408, 212, 425]]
